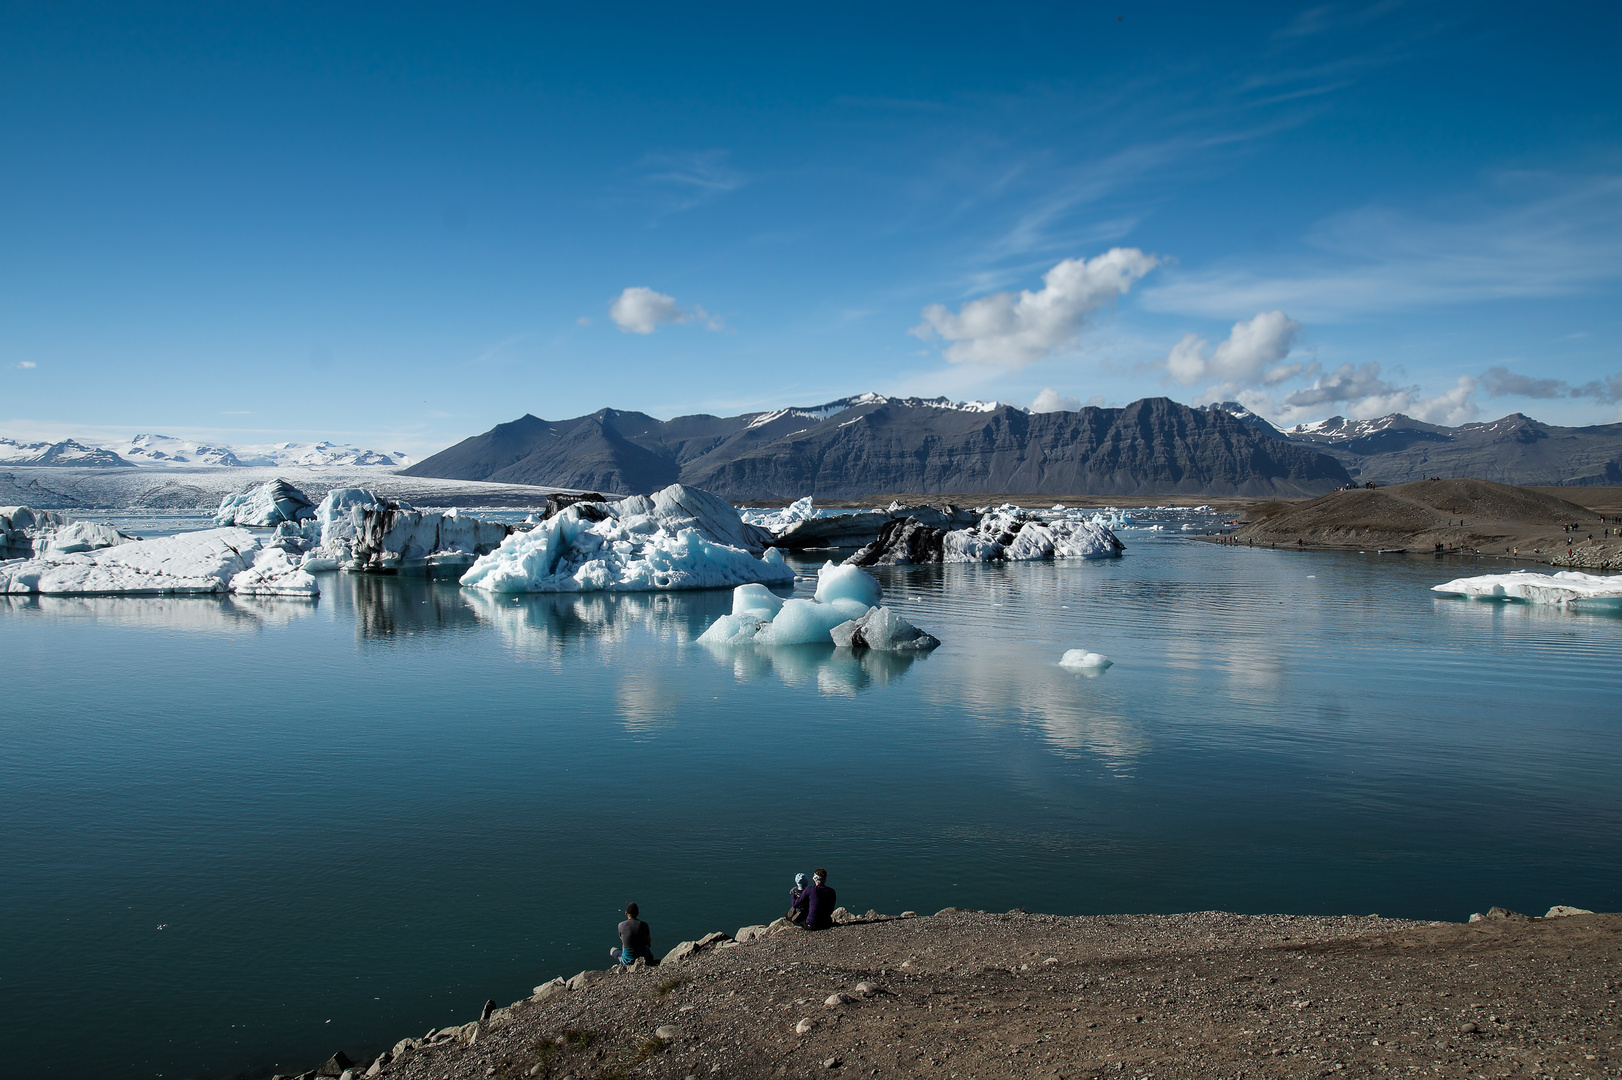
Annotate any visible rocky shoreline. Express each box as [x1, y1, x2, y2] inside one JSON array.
[[270, 905, 1619, 1080]]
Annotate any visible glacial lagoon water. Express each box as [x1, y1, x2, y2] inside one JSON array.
[[4, 525, 1622, 1079]]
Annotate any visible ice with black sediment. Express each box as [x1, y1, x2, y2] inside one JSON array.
[[459, 484, 790, 593]]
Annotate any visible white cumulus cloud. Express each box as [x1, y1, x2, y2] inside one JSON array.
[[1165, 310, 1302, 386], [16, 361, 37, 369], [609, 287, 723, 335], [912, 248, 1159, 368], [1030, 388, 1082, 413]]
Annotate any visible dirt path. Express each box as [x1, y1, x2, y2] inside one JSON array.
[[299, 908, 1621, 1080]]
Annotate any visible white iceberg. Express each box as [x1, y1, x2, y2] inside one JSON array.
[[698, 562, 939, 650], [0, 527, 318, 596], [740, 496, 818, 532], [460, 484, 791, 593], [1432, 570, 1622, 607], [214, 479, 317, 527], [2, 506, 129, 560], [1059, 649, 1113, 670]]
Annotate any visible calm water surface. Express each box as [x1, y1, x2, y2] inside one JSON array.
[[3, 534, 1620, 1079]]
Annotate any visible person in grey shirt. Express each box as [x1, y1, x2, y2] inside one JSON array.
[[610, 902, 656, 965]]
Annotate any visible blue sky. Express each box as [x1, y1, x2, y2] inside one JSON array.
[[3, 1, 1619, 455]]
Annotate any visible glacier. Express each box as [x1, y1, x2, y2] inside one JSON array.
[[1432, 570, 1622, 607], [0, 527, 318, 596], [214, 479, 318, 527], [698, 561, 940, 650], [460, 484, 791, 593]]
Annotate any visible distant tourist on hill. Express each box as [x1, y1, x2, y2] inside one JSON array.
[[610, 902, 657, 966], [792, 868, 837, 931]]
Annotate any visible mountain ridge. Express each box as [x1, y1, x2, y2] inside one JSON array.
[[1202, 403, 1622, 486], [404, 395, 1353, 498]]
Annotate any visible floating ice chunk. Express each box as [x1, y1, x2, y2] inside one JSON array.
[[1432, 570, 1622, 606], [697, 612, 768, 645], [740, 496, 818, 532], [2, 507, 128, 560], [755, 596, 870, 645], [461, 486, 792, 593], [0, 527, 317, 596], [813, 561, 882, 607], [214, 479, 317, 527], [732, 583, 786, 620], [829, 606, 940, 651], [1059, 649, 1113, 670], [848, 511, 1123, 566]]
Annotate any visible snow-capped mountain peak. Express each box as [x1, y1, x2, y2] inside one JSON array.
[[744, 392, 1005, 429], [1, 432, 412, 468]]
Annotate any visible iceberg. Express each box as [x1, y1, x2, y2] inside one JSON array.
[[698, 562, 940, 650], [0, 527, 318, 596], [1432, 570, 1622, 607], [828, 605, 941, 651], [2, 506, 129, 561], [740, 496, 818, 532], [769, 502, 979, 550], [847, 510, 1124, 566], [214, 479, 317, 527], [302, 489, 512, 572], [460, 484, 792, 593]]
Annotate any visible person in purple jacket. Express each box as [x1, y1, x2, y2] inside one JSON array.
[[791, 868, 836, 931]]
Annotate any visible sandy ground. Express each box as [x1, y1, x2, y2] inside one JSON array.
[[1218, 480, 1622, 571], [292, 908, 1622, 1080]]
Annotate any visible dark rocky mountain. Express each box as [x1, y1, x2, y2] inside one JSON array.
[[404, 395, 1353, 499], [1203, 407, 1622, 487]]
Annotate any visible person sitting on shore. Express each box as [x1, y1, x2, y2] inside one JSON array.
[[610, 902, 657, 966], [788, 873, 809, 924], [791, 868, 837, 931]]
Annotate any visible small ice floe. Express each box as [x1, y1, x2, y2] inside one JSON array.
[[1059, 649, 1113, 672], [1432, 570, 1622, 607]]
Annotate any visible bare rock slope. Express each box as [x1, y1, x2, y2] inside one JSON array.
[[1232, 478, 1622, 566]]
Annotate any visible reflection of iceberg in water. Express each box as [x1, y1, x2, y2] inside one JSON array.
[[0, 592, 318, 632], [334, 573, 485, 642], [703, 640, 926, 696], [463, 587, 730, 658]]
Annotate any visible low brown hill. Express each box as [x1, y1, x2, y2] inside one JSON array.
[[1233, 478, 1617, 565]]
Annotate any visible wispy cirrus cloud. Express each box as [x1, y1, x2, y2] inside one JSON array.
[[634, 150, 746, 214], [1143, 173, 1622, 322]]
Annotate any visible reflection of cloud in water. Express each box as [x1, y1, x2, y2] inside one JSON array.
[[617, 673, 688, 733], [0, 593, 316, 632], [702, 641, 926, 697]]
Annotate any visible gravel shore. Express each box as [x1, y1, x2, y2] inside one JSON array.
[[290, 907, 1621, 1080]]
